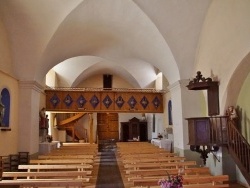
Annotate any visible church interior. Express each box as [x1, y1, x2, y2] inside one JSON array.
[[0, 0, 250, 187]]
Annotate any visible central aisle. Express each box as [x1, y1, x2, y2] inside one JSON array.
[[96, 140, 125, 188]]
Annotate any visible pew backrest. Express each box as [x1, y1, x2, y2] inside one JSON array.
[[18, 164, 93, 172]]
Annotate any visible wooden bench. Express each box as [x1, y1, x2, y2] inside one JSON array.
[[121, 152, 177, 159], [38, 154, 94, 159], [2, 171, 91, 182], [124, 161, 197, 171], [123, 156, 185, 164], [0, 179, 84, 187], [127, 167, 210, 179], [29, 158, 93, 165], [132, 175, 229, 187], [18, 164, 93, 172], [183, 175, 229, 184], [3, 171, 90, 180], [183, 184, 229, 187], [131, 185, 229, 188]]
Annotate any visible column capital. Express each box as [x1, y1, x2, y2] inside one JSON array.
[[19, 81, 44, 93]]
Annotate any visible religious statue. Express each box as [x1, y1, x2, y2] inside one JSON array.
[[226, 106, 239, 130], [39, 107, 47, 129]]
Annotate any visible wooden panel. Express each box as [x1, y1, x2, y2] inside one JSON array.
[[45, 90, 163, 113], [100, 92, 115, 111], [83, 92, 101, 111], [186, 117, 210, 145], [97, 113, 119, 140]]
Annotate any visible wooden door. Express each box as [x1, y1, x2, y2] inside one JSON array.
[[97, 113, 119, 141]]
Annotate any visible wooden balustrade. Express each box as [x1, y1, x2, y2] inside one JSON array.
[[227, 119, 250, 184]]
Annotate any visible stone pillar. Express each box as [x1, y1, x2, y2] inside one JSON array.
[[18, 81, 44, 154], [168, 79, 206, 153]]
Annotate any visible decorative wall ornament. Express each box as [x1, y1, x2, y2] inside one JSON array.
[[90, 95, 99, 109], [50, 94, 60, 107], [77, 95, 87, 108], [63, 94, 73, 107], [115, 96, 124, 108], [128, 96, 137, 109], [152, 96, 160, 109], [103, 95, 112, 108], [188, 71, 212, 85], [140, 96, 149, 109]]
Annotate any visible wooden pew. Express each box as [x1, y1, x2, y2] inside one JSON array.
[[183, 184, 229, 187], [127, 167, 210, 179], [2, 171, 90, 182], [132, 175, 229, 187], [29, 158, 93, 165], [123, 156, 185, 164], [18, 164, 93, 172], [183, 175, 229, 184], [0, 179, 84, 187], [38, 154, 94, 159], [124, 161, 197, 171], [131, 185, 229, 188], [121, 152, 177, 159]]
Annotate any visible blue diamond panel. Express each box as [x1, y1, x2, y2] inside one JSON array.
[[140, 96, 149, 109], [103, 95, 112, 109], [64, 94, 73, 107], [152, 96, 160, 109], [90, 95, 99, 109], [115, 96, 124, 108], [50, 94, 60, 107], [77, 95, 87, 108], [128, 96, 137, 109]]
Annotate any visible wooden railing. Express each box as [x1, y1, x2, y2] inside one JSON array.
[[209, 116, 228, 145], [227, 120, 250, 184]]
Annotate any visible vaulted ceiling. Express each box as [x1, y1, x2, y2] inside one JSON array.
[[0, 0, 211, 88]]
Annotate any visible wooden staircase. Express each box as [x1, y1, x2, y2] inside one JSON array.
[[56, 113, 87, 142], [227, 119, 250, 184]]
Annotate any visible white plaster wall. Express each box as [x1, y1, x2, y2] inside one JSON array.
[[0, 18, 13, 74], [195, 0, 250, 112], [77, 74, 134, 89], [237, 72, 250, 142], [169, 80, 207, 150], [46, 69, 57, 88]]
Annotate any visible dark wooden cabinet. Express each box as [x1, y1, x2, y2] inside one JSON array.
[[120, 117, 148, 142]]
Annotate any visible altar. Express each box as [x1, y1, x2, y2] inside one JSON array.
[[151, 138, 172, 152]]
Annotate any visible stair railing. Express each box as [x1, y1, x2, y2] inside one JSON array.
[[227, 119, 250, 184]]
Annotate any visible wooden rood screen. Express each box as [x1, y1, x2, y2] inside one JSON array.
[[45, 88, 164, 113]]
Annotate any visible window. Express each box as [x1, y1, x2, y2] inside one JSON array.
[[168, 100, 173, 125], [153, 114, 155, 132], [0, 88, 10, 128]]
